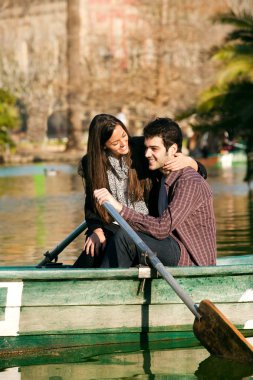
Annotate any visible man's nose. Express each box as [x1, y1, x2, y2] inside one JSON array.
[[145, 148, 151, 157]]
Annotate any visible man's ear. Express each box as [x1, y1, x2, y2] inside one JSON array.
[[170, 143, 178, 155]]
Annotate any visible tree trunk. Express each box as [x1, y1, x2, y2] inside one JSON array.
[[66, 0, 83, 151]]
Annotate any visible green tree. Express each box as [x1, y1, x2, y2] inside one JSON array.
[[212, 11, 253, 84], [180, 10, 253, 180], [0, 88, 20, 152]]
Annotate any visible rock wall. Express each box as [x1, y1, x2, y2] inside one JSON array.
[[0, 0, 234, 140]]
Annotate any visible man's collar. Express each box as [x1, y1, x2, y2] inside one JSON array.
[[164, 169, 182, 186]]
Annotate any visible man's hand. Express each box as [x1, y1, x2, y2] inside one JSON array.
[[163, 153, 198, 173], [84, 228, 106, 257], [94, 188, 123, 213]]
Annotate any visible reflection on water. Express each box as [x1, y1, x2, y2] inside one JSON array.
[[0, 346, 253, 380], [208, 165, 253, 257], [0, 163, 253, 378]]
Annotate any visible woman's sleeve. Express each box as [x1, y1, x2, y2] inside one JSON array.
[[81, 155, 105, 231], [84, 186, 105, 231]]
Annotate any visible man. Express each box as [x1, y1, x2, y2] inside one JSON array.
[[95, 117, 216, 267]]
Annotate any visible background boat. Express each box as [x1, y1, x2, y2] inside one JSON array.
[[198, 151, 247, 169]]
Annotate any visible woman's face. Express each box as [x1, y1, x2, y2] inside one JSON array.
[[104, 124, 129, 158]]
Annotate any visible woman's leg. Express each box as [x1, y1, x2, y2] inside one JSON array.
[[73, 249, 98, 268], [100, 228, 138, 268], [73, 224, 120, 268]]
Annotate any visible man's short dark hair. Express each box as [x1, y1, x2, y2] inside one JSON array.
[[144, 117, 182, 152]]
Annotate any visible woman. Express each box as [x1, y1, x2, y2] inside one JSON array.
[[73, 114, 206, 267]]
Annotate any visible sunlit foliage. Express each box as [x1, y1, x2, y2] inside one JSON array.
[[0, 88, 20, 150]]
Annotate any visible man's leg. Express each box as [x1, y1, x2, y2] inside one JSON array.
[[100, 228, 180, 268], [137, 231, 180, 266]]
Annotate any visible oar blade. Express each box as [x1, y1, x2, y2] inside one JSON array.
[[193, 299, 253, 363]]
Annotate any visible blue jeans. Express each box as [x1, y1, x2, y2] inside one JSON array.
[[100, 227, 180, 268]]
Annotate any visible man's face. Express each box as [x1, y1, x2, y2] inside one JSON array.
[[144, 136, 176, 172]]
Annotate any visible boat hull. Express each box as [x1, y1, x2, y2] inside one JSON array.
[[0, 258, 252, 358]]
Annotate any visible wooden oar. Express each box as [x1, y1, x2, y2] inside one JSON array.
[[103, 202, 253, 363], [36, 220, 87, 268]]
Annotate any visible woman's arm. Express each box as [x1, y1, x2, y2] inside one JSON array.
[[80, 154, 105, 231], [84, 190, 105, 231], [162, 153, 207, 179], [79, 155, 107, 255]]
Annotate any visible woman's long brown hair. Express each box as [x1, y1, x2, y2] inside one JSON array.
[[84, 114, 146, 223]]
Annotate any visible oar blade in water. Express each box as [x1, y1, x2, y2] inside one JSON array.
[[193, 299, 253, 363]]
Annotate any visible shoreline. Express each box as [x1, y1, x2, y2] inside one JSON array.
[[0, 149, 84, 165]]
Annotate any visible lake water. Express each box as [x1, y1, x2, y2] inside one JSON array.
[[0, 162, 253, 266], [0, 162, 253, 379], [0, 163, 84, 266]]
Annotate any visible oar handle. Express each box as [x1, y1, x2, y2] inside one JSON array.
[[104, 202, 200, 319], [36, 220, 87, 267]]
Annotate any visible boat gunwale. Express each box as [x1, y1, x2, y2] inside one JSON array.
[[0, 263, 252, 280]]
